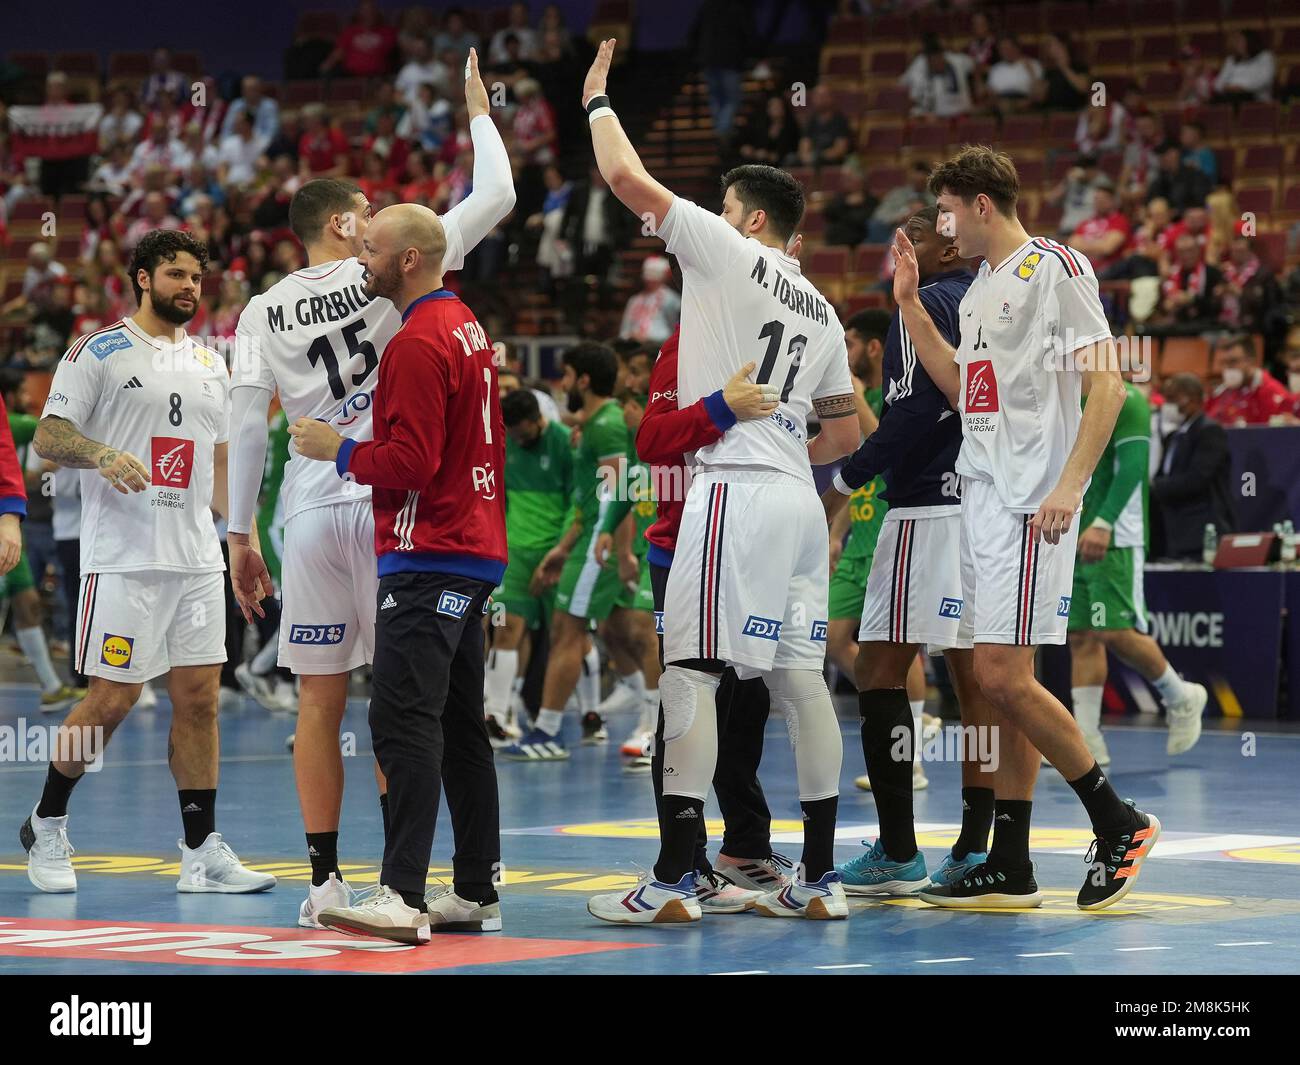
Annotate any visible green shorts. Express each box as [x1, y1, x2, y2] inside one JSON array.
[[555, 537, 625, 622], [828, 553, 870, 621], [494, 544, 555, 629], [1067, 545, 1148, 633], [2, 551, 34, 597], [615, 554, 655, 612]]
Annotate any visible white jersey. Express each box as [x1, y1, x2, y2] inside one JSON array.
[[656, 197, 853, 484], [43, 317, 230, 574], [233, 209, 479, 521], [953, 236, 1112, 512]]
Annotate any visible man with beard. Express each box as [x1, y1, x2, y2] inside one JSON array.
[[225, 48, 514, 930], [289, 202, 508, 945], [19, 229, 275, 896]]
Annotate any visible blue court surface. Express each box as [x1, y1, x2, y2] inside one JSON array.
[[2, 683, 1297, 976]]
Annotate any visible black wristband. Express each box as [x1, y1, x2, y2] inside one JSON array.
[[585, 94, 610, 115]]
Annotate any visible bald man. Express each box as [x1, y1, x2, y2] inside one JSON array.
[[290, 200, 510, 944]]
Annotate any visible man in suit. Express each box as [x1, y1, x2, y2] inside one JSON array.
[[1151, 373, 1235, 559]]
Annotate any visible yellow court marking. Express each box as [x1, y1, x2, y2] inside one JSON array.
[[1226, 844, 1300, 864]]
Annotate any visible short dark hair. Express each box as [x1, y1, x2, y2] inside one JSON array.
[[290, 179, 362, 246], [128, 229, 209, 304], [1217, 332, 1256, 361], [501, 387, 541, 426], [1164, 372, 1204, 401], [720, 164, 805, 243], [928, 145, 1019, 216], [609, 337, 646, 363], [845, 309, 891, 345], [0, 368, 26, 405], [563, 341, 619, 397]]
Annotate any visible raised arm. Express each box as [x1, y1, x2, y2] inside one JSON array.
[[893, 230, 962, 407]]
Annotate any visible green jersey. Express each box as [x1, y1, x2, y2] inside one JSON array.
[[505, 419, 575, 551], [8, 412, 37, 462], [1081, 382, 1150, 550], [839, 387, 889, 563], [572, 400, 630, 534], [257, 409, 291, 582], [627, 442, 656, 559]]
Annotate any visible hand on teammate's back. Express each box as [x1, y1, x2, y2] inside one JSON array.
[[892, 227, 920, 304], [464, 47, 490, 121], [723, 361, 780, 421]]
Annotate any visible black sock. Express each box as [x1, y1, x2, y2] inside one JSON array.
[[379, 793, 390, 843], [1068, 762, 1134, 837], [397, 889, 428, 913], [988, 799, 1033, 871], [36, 764, 81, 819], [178, 789, 217, 850], [799, 795, 838, 881], [306, 831, 340, 887], [654, 796, 704, 884], [953, 786, 995, 860], [455, 881, 499, 905], [858, 688, 916, 860]]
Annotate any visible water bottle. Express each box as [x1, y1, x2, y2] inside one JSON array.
[[1202, 523, 1218, 566], [1282, 519, 1297, 564]]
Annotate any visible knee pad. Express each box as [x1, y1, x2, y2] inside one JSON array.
[[659, 665, 720, 801], [765, 668, 842, 802], [659, 665, 719, 744]]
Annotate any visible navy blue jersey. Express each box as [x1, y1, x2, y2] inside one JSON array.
[[839, 268, 972, 509]]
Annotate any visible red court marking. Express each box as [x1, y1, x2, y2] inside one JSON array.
[[0, 917, 652, 973]]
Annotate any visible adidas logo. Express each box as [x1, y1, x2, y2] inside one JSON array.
[[307, 845, 320, 857], [675, 808, 699, 820], [122, 377, 143, 389], [1093, 777, 1105, 791], [181, 803, 202, 813], [381, 594, 397, 610], [995, 813, 1013, 822]]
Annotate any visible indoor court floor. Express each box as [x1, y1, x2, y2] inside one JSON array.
[[2, 682, 1297, 976]]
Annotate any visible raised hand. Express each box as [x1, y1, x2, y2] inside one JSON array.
[[892, 227, 919, 304], [465, 46, 490, 120], [582, 38, 616, 108]]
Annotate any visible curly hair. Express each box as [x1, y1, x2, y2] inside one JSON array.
[[128, 228, 209, 304]]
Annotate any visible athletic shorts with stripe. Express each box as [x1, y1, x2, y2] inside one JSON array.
[[278, 499, 377, 674], [1067, 545, 1148, 633], [663, 470, 829, 674], [956, 477, 1080, 646], [858, 507, 971, 650], [554, 527, 624, 622], [76, 569, 226, 683]]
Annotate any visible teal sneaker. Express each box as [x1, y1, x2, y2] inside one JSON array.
[[929, 850, 988, 888], [835, 838, 929, 896]]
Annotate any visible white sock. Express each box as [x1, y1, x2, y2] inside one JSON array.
[[537, 707, 564, 736], [251, 629, 279, 675], [1072, 686, 1104, 736], [18, 626, 62, 694], [642, 689, 659, 732], [484, 648, 518, 719], [621, 669, 646, 697], [1150, 664, 1187, 707], [909, 697, 924, 732], [578, 645, 601, 711]]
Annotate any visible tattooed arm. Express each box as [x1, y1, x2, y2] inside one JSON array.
[[34, 416, 151, 494], [807, 392, 861, 466]]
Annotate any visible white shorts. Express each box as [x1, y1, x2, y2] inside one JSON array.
[[75, 569, 226, 683], [858, 507, 971, 650], [957, 477, 1079, 646], [278, 501, 377, 674], [663, 470, 828, 674]]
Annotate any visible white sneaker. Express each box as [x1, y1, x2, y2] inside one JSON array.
[[272, 678, 299, 714], [597, 680, 641, 716], [921, 713, 943, 743], [587, 871, 701, 924], [753, 871, 849, 920], [1082, 728, 1111, 767], [712, 852, 793, 893], [298, 872, 351, 928], [913, 761, 929, 790], [20, 806, 76, 893], [317, 884, 430, 944], [620, 729, 654, 758], [136, 683, 157, 710], [1166, 681, 1207, 756], [424, 885, 502, 932], [218, 687, 243, 712], [235, 663, 284, 713], [622, 754, 653, 773], [177, 833, 277, 893], [695, 871, 762, 914]]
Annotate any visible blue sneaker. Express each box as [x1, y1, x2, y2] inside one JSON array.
[[500, 728, 570, 761], [835, 838, 929, 896], [929, 850, 988, 888]]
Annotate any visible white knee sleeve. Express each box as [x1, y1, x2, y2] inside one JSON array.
[[766, 668, 842, 802], [659, 665, 720, 801]]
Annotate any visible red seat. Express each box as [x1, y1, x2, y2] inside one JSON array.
[[827, 15, 868, 45], [862, 125, 905, 153], [999, 115, 1046, 145], [867, 167, 905, 194], [808, 247, 850, 277], [955, 116, 998, 146], [1239, 144, 1284, 178], [1136, 35, 1177, 64], [1129, 0, 1177, 26], [1237, 102, 1279, 136], [1160, 337, 1211, 378], [853, 244, 888, 276], [1236, 185, 1276, 216], [907, 120, 950, 152], [869, 85, 910, 112], [53, 51, 97, 75], [843, 291, 889, 316], [868, 50, 908, 78], [823, 53, 862, 80], [1254, 232, 1285, 272]]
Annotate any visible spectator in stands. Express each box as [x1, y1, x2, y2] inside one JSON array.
[[123, 190, 182, 252], [398, 149, 443, 207], [866, 161, 934, 243], [1176, 44, 1216, 110], [221, 76, 280, 142], [128, 113, 189, 182], [98, 87, 143, 151], [490, 3, 537, 65], [512, 78, 558, 166], [797, 85, 854, 169], [357, 151, 396, 203], [817, 169, 878, 248], [297, 104, 349, 178], [1219, 232, 1278, 334], [395, 35, 450, 103], [1, 243, 67, 320], [620, 256, 681, 346], [562, 163, 627, 286], [1206, 334, 1294, 426], [91, 238, 131, 319], [217, 108, 267, 186], [210, 271, 248, 339], [965, 10, 996, 74], [1204, 189, 1240, 264], [77, 196, 118, 264], [397, 81, 453, 150], [689, 0, 752, 141], [1282, 324, 1300, 394], [1151, 373, 1234, 560], [1154, 232, 1223, 334], [434, 8, 481, 65], [1212, 30, 1276, 104], [142, 48, 186, 108], [985, 36, 1041, 114], [1034, 32, 1090, 112], [1075, 102, 1125, 154], [1157, 203, 1209, 268], [321, 0, 397, 78], [174, 121, 220, 175], [1147, 142, 1213, 216], [1048, 153, 1105, 236], [70, 282, 110, 340], [539, 3, 575, 53], [738, 95, 800, 167], [178, 161, 225, 216], [364, 81, 406, 134], [29, 277, 76, 364], [901, 34, 975, 119], [1070, 178, 1132, 277], [530, 163, 573, 286], [88, 141, 132, 197], [1119, 111, 1162, 199], [1179, 120, 1218, 185]]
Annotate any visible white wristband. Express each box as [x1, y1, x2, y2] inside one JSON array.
[[588, 106, 616, 125], [832, 472, 854, 496]]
